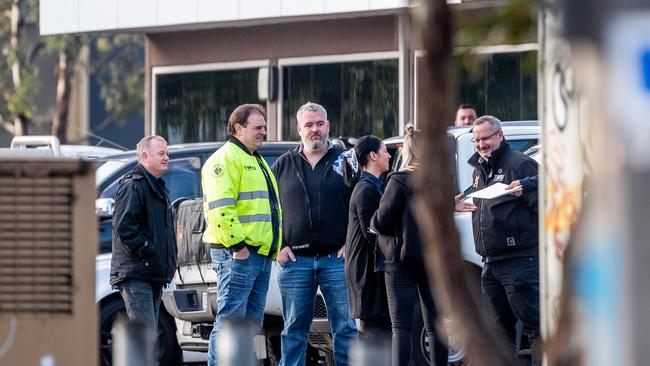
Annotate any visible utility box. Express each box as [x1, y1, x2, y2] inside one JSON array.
[[0, 157, 97, 365]]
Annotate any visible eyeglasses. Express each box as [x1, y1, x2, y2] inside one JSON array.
[[471, 129, 501, 144]]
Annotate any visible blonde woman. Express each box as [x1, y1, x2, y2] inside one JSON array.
[[370, 125, 448, 366]]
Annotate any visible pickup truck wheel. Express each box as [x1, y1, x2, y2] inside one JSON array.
[[412, 303, 466, 365], [99, 298, 126, 366], [156, 311, 182, 366], [99, 297, 181, 366]]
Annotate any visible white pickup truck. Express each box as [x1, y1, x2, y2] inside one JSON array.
[[159, 122, 539, 366]]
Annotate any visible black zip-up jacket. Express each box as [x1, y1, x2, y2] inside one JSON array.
[[271, 144, 351, 257], [370, 171, 425, 271], [468, 141, 539, 262], [110, 164, 177, 286]]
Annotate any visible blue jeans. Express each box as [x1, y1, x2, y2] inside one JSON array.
[[207, 248, 272, 366], [385, 269, 448, 366], [117, 279, 162, 364], [481, 256, 540, 360], [278, 254, 358, 366]]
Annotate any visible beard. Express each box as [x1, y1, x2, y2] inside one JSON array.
[[304, 135, 327, 150]]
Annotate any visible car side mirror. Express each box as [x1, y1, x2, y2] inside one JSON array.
[[96, 198, 115, 217]]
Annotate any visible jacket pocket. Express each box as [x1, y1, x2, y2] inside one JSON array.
[[377, 234, 401, 264]]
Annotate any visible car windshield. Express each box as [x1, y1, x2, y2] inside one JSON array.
[[96, 159, 128, 185]]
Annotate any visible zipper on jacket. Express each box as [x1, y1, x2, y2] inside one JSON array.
[[315, 151, 341, 242], [291, 154, 315, 234], [478, 163, 489, 260], [257, 156, 281, 253]]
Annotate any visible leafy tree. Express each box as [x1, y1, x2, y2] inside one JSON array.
[[0, 0, 143, 142], [0, 0, 40, 136], [89, 34, 144, 136]]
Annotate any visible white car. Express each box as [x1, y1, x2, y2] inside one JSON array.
[[9, 135, 123, 161]]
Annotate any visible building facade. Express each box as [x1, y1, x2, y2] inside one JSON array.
[[40, 0, 537, 143]]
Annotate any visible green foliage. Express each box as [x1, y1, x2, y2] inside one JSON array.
[[455, 0, 540, 47], [451, 0, 540, 90], [93, 34, 144, 124], [0, 0, 143, 135], [0, 0, 41, 124], [6, 66, 38, 119]]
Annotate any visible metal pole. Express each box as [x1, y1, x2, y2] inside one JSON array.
[[112, 316, 153, 366], [349, 337, 391, 366], [216, 320, 257, 366]]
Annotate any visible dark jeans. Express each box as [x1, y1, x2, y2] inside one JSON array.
[[117, 278, 163, 364], [481, 256, 540, 361], [385, 269, 448, 366]]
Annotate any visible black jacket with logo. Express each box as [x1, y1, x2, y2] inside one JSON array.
[[110, 164, 177, 286], [468, 141, 538, 262], [370, 171, 425, 271], [271, 144, 351, 257]]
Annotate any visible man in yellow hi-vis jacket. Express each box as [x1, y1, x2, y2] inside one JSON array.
[[201, 104, 282, 366]]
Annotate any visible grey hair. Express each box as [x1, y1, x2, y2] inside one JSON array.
[[136, 135, 167, 161], [296, 102, 328, 123], [473, 115, 501, 133]]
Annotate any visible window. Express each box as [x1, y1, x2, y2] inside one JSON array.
[[281, 59, 399, 140], [155, 68, 262, 144], [162, 157, 202, 203], [416, 50, 538, 124], [455, 51, 537, 121], [509, 138, 537, 153], [100, 157, 202, 203]]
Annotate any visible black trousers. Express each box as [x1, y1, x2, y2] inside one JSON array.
[[385, 269, 448, 366], [482, 256, 540, 362]]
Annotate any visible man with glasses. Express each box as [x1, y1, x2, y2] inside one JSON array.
[[467, 115, 540, 363]]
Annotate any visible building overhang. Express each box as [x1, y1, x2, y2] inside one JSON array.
[[39, 0, 504, 36]]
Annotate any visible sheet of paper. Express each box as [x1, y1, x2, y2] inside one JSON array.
[[466, 182, 522, 199]]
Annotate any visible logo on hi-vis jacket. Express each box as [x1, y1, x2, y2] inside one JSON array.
[[214, 164, 224, 177], [244, 165, 257, 171]]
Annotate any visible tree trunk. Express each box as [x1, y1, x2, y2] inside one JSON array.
[[52, 48, 75, 142], [9, 0, 27, 136], [413, 1, 516, 365], [13, 115, 28, 136]]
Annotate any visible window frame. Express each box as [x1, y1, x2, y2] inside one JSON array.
[[276, 51, 400, 140], [412, 43, 539, 126], [151, 60, 270, 136], [99, 154, 204, 201]]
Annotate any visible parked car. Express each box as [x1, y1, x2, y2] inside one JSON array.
[[9, 135, 123, 161], [383, 121, 539, 365], [94, 141, 299, 366]]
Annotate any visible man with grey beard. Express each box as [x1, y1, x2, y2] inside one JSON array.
[[271, 102, 357, 366]]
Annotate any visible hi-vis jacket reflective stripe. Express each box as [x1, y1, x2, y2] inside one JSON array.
[[201, 139, 282, 257]]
